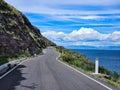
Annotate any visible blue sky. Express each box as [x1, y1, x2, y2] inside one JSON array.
[[5, 0, 120, 49]]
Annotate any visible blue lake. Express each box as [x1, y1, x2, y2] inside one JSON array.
[[71, 49, 120, 74]]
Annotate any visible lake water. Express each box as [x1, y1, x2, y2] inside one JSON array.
[[71, 49, 120, 74]]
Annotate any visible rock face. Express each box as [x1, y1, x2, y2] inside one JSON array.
[[0, 0, 55, 59]]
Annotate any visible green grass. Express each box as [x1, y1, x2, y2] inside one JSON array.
[[0, 50, 30, 65], [55, 46, 120, 88], [56, 46, 95, 72], [0, 47, 44, 66], [105, 79, 120, 87]]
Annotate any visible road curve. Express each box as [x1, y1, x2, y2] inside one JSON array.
[[0, 47, 119, 90]]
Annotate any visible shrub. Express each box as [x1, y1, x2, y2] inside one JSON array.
[[61, 54, 74, 62]]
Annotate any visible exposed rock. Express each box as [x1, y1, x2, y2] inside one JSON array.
[[0, 0, 55, 60]]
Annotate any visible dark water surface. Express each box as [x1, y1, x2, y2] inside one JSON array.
[[71, 49, 120, 74]]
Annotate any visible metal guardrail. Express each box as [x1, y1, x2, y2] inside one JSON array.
[[0, 58, 26, 76]]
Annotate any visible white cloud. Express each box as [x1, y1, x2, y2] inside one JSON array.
[[64, 27, 100, 41], [77, 16, 102, 20], [5, 0, 120, 6], [42, 27, 108, 41], [42, 27, 120, 46], [42, 31, 65, 40], [5, 0, 120, 15], [109, 31, 120, 41], [5, 0, 120, 48], [54, 15, 104, 20]]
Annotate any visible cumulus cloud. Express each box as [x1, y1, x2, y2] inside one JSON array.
[[42, 27, 106, 41], [64, 27, 102, 41], [42, 27, 120, 46], [42, 31, 65, 40], [109, 31, 120, 41]]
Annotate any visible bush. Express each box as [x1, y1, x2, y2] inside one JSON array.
[[61, 54, 74, 62], [111, 72, 119, 81]]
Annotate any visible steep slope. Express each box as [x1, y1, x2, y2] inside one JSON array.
[[0, 0, 55, 61]]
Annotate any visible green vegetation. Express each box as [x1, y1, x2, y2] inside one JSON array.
[[0, 47, 44, 66], [56, 46, 120, 88], [56, 46, 95, 72], [0, 0, 22, 16], [0, 50, 30, 65]]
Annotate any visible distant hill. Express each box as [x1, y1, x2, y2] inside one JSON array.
[[0, 0, 55, 61]]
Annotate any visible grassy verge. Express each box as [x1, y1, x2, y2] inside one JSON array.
[[0, 48, 43, 66], [55, 46, 120, 88], [0, 51, 30, 65]]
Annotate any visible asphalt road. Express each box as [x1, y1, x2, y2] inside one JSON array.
[[0, 47, 119, 90]]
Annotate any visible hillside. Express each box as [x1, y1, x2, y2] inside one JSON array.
[[56, 46, 120, 88], [0, 0, 55, 63]]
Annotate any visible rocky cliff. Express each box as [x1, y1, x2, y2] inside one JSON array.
[[0, 0, 55, 60]]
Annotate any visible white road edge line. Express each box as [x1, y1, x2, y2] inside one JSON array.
[[56, 53, 113, 90], [2, 47, 112, 90], [0, 47, 48, 80], [0, 60, 27, 80]]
